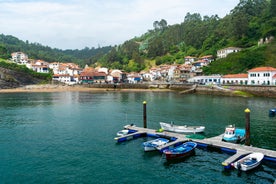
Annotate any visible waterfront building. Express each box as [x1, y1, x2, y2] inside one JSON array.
[[247, 66, 276, 85], [187, 75, 221, 85], [221, 74, 248, 85]]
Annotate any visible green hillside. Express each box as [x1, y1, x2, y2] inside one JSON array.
[[0, 34, 112, 67], [96, 0, 276, 73], [1, 0, 276, 75]]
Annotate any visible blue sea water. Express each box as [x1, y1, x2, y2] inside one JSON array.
[[0, 91, 275, 183]]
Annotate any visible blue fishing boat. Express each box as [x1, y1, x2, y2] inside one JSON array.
[[163, 141, 197, 160], [142, 138, 169, 151], [222, 125, 245, 143]]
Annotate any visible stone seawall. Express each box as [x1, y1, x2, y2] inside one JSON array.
[[86, 83, 276, 98], [177, 84, 276, 98], [223, 85, 276, 98]]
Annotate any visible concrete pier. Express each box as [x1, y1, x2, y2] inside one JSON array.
[[115, 125, 276, 168]]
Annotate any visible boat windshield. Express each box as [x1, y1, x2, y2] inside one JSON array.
[[225, 128, 235, 135]]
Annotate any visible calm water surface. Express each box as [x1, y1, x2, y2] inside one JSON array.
[[0, 91, 275, 183]]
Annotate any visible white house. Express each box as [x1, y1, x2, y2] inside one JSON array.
[[217, 47, 242, 59], [110, 69, 123, 83], [11, 52, 28, 64], [127, 73, 142, 83], [140, 71, 154, 82], [184, 56, 196, 64], [247, 67, 276, 85], [149, 67, 162, 80], [167, 65, 177, 81], [50, 62, 82, 84], [53, 74, 71, 83], [48, 62, 60, 73]]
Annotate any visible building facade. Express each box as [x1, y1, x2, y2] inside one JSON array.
[[247, 67, 276, 85], [217, 47, 241, 59]]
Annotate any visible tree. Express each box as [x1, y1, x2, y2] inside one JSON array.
[[0, 45, 9, 59], [159, 19, 168, 30], [271, 0, 276, 17], [153, 19, 168, 31]]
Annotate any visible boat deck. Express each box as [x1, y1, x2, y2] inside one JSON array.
[[115, 125, 276, 168]]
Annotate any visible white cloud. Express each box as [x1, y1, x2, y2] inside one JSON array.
[[0, 0, 239, 49]]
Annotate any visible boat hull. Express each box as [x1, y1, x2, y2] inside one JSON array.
[[163, 141, 197, 160], [143, 138, 169, 152], [116, 129, 137, 137], [144, 146, 157, 152], [233, 152, 264, 171], [160, 122, 205, 133], [164, 149, 195, 160]]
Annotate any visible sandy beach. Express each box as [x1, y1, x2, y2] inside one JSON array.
[[0, 84, 172, 93]]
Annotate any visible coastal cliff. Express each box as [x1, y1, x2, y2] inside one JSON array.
[[0, 67, 44, 89]]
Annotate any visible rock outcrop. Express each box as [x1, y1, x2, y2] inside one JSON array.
[[0, 67, 44, 89]]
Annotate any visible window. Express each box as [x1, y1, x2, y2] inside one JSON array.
[[263, 73, 270, 77]]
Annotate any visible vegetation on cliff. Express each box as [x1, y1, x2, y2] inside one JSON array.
[[0, 60, 52, 88]]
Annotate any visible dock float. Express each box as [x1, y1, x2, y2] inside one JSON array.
[[115, 125, 276, 169]]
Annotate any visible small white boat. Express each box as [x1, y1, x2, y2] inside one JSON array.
[[142, 138, 169, 151], [232, 152, 264, 171], [159, 122, 205, 133], [116, 128, 137, 137], [116, 129, 129, 137]]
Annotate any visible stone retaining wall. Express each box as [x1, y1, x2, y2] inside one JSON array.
[[85, 83, 276, 98], [223, 85, 276, 98]]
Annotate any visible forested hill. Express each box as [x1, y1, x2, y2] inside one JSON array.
[[1, 0, 276, 75], [96, 0, 276, 74], [0, 34, 112, 67]]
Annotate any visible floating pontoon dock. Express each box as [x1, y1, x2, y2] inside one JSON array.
[[115, 125, 276, 169]]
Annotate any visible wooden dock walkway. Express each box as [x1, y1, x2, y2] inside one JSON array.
[[115, 125, 276, 167]]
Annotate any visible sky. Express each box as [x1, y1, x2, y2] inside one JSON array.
[[0, 0, 240, 50]]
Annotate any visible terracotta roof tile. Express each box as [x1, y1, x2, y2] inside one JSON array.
[[248, 67, 276, 72], [222, 74, 248, 78]]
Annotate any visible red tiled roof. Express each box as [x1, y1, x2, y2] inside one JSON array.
[[80, 71, 94, 77], [222, 74, 248, 78], [247, 67, 276, 72], [80, 71, 107, 77], [93, 72, 107, 77], [53, 74, 70, 77]]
